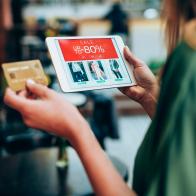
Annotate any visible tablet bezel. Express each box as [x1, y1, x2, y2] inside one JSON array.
[[46, 35, 136, 92]]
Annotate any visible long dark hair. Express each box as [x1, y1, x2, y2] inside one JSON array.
[[162, 0, 196, 54]]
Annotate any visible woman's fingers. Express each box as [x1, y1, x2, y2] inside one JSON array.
[[18, 90, 28, 97], [120, 85, 146, 102], [26, 79, 51, 99], [4, 88, 29, 111]]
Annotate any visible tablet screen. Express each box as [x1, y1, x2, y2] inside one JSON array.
[[55, 38, 133, 89]]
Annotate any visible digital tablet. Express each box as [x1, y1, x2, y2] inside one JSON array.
[[46, 36, 136, 92]]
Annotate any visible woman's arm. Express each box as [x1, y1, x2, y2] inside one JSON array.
[[72, 123, 136, 196], [4, 81, 135, 196]]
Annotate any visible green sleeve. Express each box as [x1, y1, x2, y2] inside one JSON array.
[[133, 42, 196, 196], [147, 79, 196, 196], [147, 42, 196, 196]]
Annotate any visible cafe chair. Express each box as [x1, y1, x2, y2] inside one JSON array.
[[0, 105, 56, 155], [4, 129, 56, 154], [83, 91, 119, 149]]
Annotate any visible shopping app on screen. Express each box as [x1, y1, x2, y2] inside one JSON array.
[[56, 38, 132, 89]]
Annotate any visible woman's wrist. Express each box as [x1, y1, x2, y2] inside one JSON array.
[[141, 82, 159, 117], [140, 92, 158, 118], [62, 118, 93, 149], [72, 127, 96, 153]]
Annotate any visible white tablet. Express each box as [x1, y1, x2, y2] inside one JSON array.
[[46, 36, 136, 92]]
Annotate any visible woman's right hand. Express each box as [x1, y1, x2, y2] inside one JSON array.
[[3, 80, 90, 144], [120, 47, 159, 118]]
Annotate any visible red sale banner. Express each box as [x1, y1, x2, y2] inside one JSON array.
[[58, 38, 119, 61]]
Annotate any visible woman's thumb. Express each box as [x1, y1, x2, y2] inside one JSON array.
[[124, 46, 143, 68], [26, 79, 48, 98]]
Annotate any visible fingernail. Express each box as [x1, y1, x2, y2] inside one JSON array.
[[27, 79, 35, 85], [125, 45, 130, 52]]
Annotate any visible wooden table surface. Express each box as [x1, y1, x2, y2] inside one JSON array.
[[0, 148, 92, 196], [0, 147, 128, 196]]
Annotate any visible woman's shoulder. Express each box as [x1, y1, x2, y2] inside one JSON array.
[[172, 19, 196, 59], [173, 41, 196, 69], [162, 21, 196, 89], [183, 19, 196, 50], [167, 19, 196, 74]]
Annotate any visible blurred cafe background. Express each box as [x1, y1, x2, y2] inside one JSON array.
[[0, 0, 166, 195]]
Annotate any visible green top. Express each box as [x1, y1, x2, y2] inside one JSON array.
[[133, 40, 196, 196]]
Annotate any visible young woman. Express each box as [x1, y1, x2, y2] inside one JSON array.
[[4, 0, 196, 195]]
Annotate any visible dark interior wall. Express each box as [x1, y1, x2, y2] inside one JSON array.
[[0, 0, 6, 65], [6, 0, 25, 61], [11, 0, 23, 25], [0, 0, 8, 96], [0, 31, 6, 65], [0, 0, 15, 64]]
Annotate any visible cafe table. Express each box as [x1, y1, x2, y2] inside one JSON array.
[[0, 147, 128, 196]]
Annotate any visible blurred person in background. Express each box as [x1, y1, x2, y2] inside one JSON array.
[[6, 0, 25, 61], [104, 1, 130, 46], [4, 0, 196, 195]]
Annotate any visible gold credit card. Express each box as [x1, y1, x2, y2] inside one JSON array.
[[2, 60, 49, 92]]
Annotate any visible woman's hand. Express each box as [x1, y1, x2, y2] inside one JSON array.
[[3, 80, 89, 142], [120, 47, 159, 118]]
